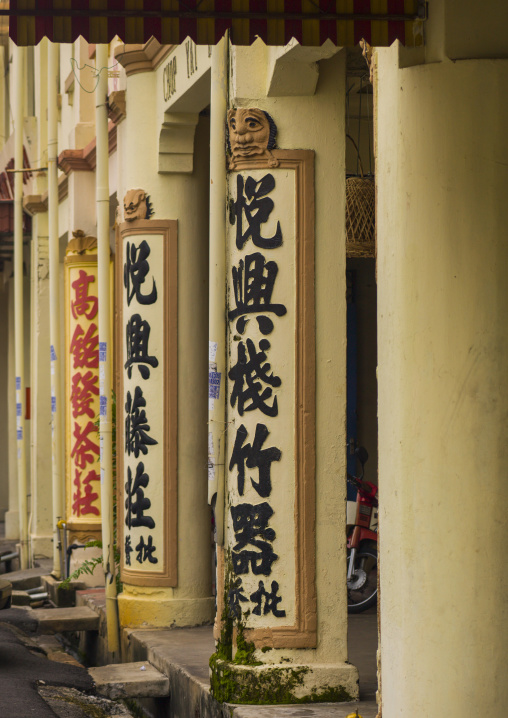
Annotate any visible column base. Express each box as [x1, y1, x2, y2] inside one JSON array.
[[4, 510, 19, 539], [30, 535, 53, 559], [118, 588, 215, 628], [209, 658, 359, 704]]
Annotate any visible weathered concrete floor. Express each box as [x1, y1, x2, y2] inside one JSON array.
[[90, 661, 170, 700], [77, 589, 378, 718], [38, 686, 134, 718]]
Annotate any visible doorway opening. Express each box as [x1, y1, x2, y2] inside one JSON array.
[[345, 45, 379, 703]]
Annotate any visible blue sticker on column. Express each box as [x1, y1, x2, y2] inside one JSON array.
[[51, 396, 56, 414], [16, 403, 22, 417], [16, 377, 21, 390], [208, 371, 221, 400], [99, 342, 107, 362], [100, 395, 107, 417], [17, 428, 22, 440], [50, 344, 56, 361]]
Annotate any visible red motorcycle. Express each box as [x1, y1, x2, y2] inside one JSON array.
[[346, 447, 378, 613]]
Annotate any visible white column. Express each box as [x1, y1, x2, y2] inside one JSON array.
[[14, 46, 28, 568], [48, 41, 64, 576], [377, 47, 508, 717]]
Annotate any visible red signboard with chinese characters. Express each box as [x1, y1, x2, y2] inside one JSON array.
[[65, 236, 102, 532]]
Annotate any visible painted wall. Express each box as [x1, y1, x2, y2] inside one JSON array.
[[376, 46, 508, 716]]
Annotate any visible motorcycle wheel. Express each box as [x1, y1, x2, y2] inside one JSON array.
[[347, 541, 377, 614]]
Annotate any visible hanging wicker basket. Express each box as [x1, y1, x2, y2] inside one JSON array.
[[346, 135, 375, 258]]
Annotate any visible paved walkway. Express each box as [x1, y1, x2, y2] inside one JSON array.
[[0, 521, 379, 718], [79, 590, 379, 718]]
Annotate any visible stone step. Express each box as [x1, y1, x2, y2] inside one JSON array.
[[89, 661, 170, 700], [6, 561, 53, 590], [34, 606, 100, 634]]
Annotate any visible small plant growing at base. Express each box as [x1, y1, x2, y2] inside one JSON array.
[[61, 393, 121, 593], [60, 540, 122, 593]]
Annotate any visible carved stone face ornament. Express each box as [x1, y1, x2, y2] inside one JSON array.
[[227, 108, 278, 169], [124, 189, 148, 222]]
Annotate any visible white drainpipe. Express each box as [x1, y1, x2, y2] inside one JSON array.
[[48, 41, 64, 578], [14, 45, 28, 570], [208, 35, 228, 545], [95, 43, 119, 654]]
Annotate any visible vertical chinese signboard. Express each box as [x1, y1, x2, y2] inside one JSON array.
[[225, 150, 317, 648], [65, 234, 103, 540], [117, 218, 178, 586]]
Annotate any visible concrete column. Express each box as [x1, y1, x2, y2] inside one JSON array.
[[115, 52, 214, 628], [5, 277, 18, 538], [28, 39, 53, 559], [0, 281, 9, 519], [67, 172, 96, 237], [376, 48, 508, 716], [211, 42, 358, 703], [29, 215, 53, 557], [6, 275, 30, 540]]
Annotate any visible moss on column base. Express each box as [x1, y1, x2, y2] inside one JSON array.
[[209, 656, 355, 705]]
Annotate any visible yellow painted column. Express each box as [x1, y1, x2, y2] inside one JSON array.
[[376, 48, 508, 717], [211, 42, 358, 703], [115, 48, 214, 628], [28, 39, 53, 561], [48, 40, 64, 576]]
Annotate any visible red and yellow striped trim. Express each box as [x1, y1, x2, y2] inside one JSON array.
[[9, 0, 424, 47]]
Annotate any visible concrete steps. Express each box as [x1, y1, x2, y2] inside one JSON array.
[[34, 606, 100, 634], [89, 661, 170, 700]]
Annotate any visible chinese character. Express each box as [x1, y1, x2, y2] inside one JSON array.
[[125, 386, 158, 458], [124, 240, 158, 307], [135, 535, 158, 564], [230, 502, 278, 576], [231, 174, 282, 250], [70, 323, 99, 369], [125, 462, 155, 529], [72, 468, 100, 517], [125, 535, 133, 566], [228, 576, 249, 619], [71, 269, 98, 320], [250, 580, 286, 617], [71, 371, 99, 419], [229, 338, 281, 417], [229, 253, 287, 335], [125, 314, 159, 380], [229, 423, 281, 497], [71, 420, 99, 469]]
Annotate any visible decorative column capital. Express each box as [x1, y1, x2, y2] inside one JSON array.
[[115, 38, 172, 77], [158, 112, 199, 174], [108, 90, 126, 125], [23, 194, 47, 215]]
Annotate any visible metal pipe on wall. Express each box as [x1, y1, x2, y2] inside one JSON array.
[[48, 41, 64, 578], [95, 43, 119, 654], [14, 46, 28, 570], [208, 35, 228, 545]]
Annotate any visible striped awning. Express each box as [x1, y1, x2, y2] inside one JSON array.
[[8, 1, 425, 48]]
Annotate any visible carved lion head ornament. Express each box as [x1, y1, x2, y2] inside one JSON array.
[[123, 189, 154, 222], [227, 108, 278, 169]]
